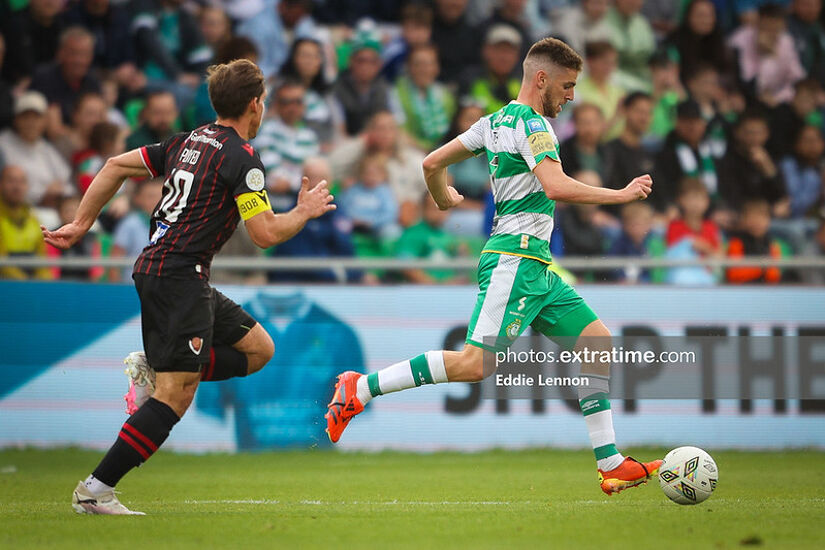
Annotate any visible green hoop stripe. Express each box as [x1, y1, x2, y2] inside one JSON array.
[[594, 444, 620, 461], [367, 372, 382, 397], [409, 354, 433, 386]]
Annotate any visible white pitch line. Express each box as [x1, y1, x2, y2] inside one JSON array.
[[184, 499, 520, 506]]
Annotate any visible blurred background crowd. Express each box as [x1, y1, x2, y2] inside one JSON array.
[[1, 0, 825, 285]]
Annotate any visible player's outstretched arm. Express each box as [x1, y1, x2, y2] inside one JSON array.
[[422, 138, 474, 210], [534, 157, 652, 205], [42, 149, 151, 249], [245, 177, 335, 248]]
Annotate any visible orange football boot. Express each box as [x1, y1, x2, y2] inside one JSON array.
[[324, 371, 365, 443], [598, 457, 663, 495]]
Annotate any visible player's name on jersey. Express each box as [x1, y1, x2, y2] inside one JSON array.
[[494, 373, 588, 387]]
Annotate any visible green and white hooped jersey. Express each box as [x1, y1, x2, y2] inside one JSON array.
[[458, 101, 560, 264]]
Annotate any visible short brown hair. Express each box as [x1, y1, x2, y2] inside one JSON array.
[[401, 3, 432, 26], [583, 40, 615, 60], [677, 177, 708, 198], [408, 43, 438, 62], [358, 153, 389, 179], [572, 102, 604, 123], [525, 37, 583, 72], [207, 59, 265, 119], [89, 121, 121, 153]]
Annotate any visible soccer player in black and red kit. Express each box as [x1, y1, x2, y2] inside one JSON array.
[[42, 60, 335, 515]]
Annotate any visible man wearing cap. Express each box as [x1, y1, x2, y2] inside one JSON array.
[[0, 91, 72, 208], [459, 24, 523, 115], [652, 99, 717, 212], [332, 33, 392, 136], [479, 0, 533, 59]]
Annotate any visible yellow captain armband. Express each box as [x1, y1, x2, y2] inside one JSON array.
[[528, 131, 554, 157], [235, 190, 272, 220]]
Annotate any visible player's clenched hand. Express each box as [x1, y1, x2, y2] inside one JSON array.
[[621, 174, 653, 202], [41, 221, 88, 250], [435, 186, 464, 210], [296, 176, 336, 219]]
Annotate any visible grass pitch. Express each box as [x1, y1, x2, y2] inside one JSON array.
[[0, 447, 822, 549]]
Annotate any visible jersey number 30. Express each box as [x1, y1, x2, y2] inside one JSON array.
[[157, 168, 195, 223]]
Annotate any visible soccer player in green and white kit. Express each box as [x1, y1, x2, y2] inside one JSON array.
[[325, 38, 662, 495]]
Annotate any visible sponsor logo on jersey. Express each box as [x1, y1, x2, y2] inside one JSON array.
[[494, 113, 515, 125], [149, 220, 169, 245], [187, 131, 224, 149], [245, 168, 265, 191], [526, 118, 546, 134]]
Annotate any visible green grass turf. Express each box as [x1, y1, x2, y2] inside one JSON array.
[[1, 448, 823, 549]]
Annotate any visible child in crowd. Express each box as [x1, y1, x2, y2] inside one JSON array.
[[73, 122, 126, 194], [396, 193, 467, 284], [726, 199, 783, 284], [339, 154, 400, 255], [109, 178, 163, 281], [48, 195, 101, 281], [665, 178, 722, 284], [779, 125, 825, 220], [607, 201, 665, 283]]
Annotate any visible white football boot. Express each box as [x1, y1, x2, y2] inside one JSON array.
[[123, 352, 156, 415], [72, 481, 145, 515]]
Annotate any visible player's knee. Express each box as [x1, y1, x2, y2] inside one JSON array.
[[156, 385, 197, 417], [261, 332, 275, 363], [246, 332, 274, 375], [576, 319, 611, 349]]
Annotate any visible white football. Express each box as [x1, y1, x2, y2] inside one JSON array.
[[658, 446, 718, 505]]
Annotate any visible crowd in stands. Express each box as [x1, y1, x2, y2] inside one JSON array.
[[1, 0, 824, 285]]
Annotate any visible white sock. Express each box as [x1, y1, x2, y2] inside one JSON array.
[[356, 351, 448, 405], [84, 474, 114, 495], [578, 375, 624, 471]]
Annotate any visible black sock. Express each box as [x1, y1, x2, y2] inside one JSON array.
[[200, 346, 249, 381], [92, 398, 179, 487]]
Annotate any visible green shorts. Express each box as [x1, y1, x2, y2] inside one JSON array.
[[466, 253, 598, 352]]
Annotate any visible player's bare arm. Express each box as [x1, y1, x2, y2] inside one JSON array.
[[42, 149, 151, 249], [422, 138, 473, 210], [533, 157, 653, 204], [244, 176, 335, 248]]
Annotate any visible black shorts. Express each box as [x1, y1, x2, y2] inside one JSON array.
[[133, 273, 257, 373]]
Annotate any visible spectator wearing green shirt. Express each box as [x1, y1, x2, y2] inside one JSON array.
[[605, 0, 656, 93], [648, 49, 685, 142], [391, 44, 455, 151], [575, 41, 626, 140], [396, 194, 467, 284], [125, 91, 179, 150]]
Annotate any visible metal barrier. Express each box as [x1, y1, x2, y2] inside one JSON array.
[[1, 255, 824, 271]]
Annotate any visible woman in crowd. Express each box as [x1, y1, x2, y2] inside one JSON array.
[[280, 37, 343, 150]]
